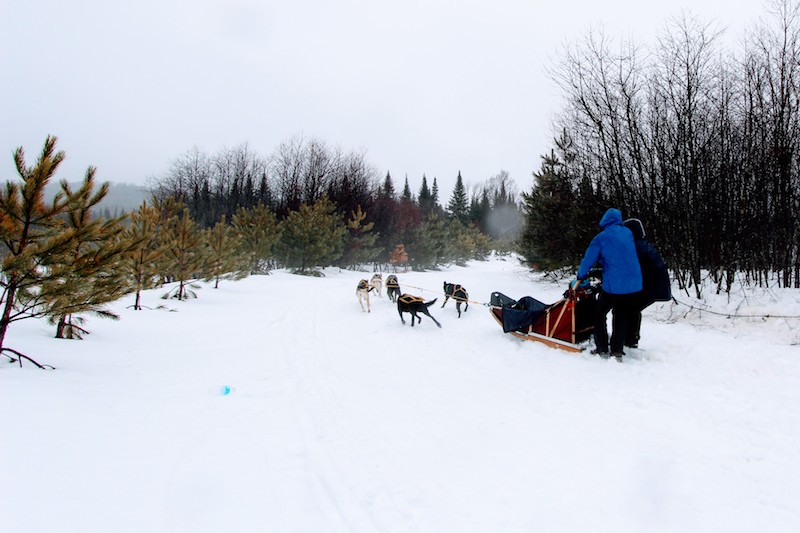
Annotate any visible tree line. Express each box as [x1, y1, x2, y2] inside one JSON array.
[[148, 135, 524, 270], [519, 0, 800, 297]]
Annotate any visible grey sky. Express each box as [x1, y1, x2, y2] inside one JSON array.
[[1, 0, 765, 198]]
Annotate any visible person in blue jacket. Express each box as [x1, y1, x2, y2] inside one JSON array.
[[576, 208, 642, 360], [622, 218, 671, 348]]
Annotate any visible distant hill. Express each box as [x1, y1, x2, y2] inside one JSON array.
[[33, 181, 150, 215], [94, 182, 150, 214]]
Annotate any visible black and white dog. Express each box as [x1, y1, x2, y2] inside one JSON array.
[[385, 274, 401, 303], [442, 282, 469, 318], [397, 294, 441, 328], [356, 279, 373, 312]]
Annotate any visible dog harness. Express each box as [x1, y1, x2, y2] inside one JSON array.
[[399, 294, 424, 305]]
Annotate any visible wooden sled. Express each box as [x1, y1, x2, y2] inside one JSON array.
[[488, 284, 597, 353]]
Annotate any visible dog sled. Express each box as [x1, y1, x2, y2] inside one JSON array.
[[489, 282, 597, 353]]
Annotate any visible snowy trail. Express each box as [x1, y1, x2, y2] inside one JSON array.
[[3, 259, 800, 532]]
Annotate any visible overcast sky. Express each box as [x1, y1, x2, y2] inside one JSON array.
[[1, 0, 766, 198]]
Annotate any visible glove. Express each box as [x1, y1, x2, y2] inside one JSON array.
[[570, 278, 590, 290]]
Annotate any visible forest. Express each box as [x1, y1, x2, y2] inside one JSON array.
[[519, 0, 800, 296]]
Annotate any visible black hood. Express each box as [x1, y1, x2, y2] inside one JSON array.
[[623, 218, 645, 240]]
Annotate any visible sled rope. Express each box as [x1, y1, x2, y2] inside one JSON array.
[[399, 283, 494, 307], [670, 297, 800, 320]]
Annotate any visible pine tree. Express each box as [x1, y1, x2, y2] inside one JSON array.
[[447, 171, 469, 224], [276, 197, 345, 274], [205, 215, 249, 288], [231, 203, 282, 274], [431, 177, 440, 210], [158, 207, 207, 300], [409, 212, 452, 269], [41, 175, 136, 339], [341, 205, 380, 268], [122, 202, 162, 310], [0, 136, 129, 366]]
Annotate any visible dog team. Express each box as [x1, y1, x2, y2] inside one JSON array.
[[355, 273, 469, 328]]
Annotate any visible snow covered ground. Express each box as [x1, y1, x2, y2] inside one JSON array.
[[2, 256, 799, 532]]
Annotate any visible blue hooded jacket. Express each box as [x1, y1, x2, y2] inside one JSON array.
[[577, 208, 642, 295]]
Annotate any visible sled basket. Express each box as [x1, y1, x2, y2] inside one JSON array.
[[489, 283, 597, 353]]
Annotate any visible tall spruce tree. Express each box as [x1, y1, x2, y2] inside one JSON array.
[[519, 150, 582, 271], [401, 175, 413, 202], [447, 171, 469, 224], [418, 174, 433, 213], [381, 171, 395, 198]]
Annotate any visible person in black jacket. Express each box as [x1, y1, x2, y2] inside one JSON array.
[[622, 219, 672, 348]]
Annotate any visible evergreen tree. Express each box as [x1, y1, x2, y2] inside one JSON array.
[[42, 175, 136, 339], [276, 197, 345, 274], [258, 173, 272, 208], [381, 171, 395, 198], [401, 175, 413, 202], [232, 203, 282, 274], [409, 213, 452, 269], [341, 205, 380, 269], [447, 171, 469, 224], [452, 222, 492, 264], [158, 207, 207, 300], [418, 174, 433, 213], [205, 215, 249, 288], [518, 148, 587, 271], [431, 177, 440, 211], [469, 187, 491, 232], [372, 172, 400, 257], [0, 136, 130, 366], [122, 202, 162, 310]]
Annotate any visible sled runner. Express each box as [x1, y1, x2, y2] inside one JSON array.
[[489, 282, 597, 353]]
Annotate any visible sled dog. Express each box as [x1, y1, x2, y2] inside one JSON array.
[[356, 279, 372, 312], [369, 273, 383, 298], [442, 282, 469, 318], [397, 294, 441, 328], [386, 275, 401, 303]]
